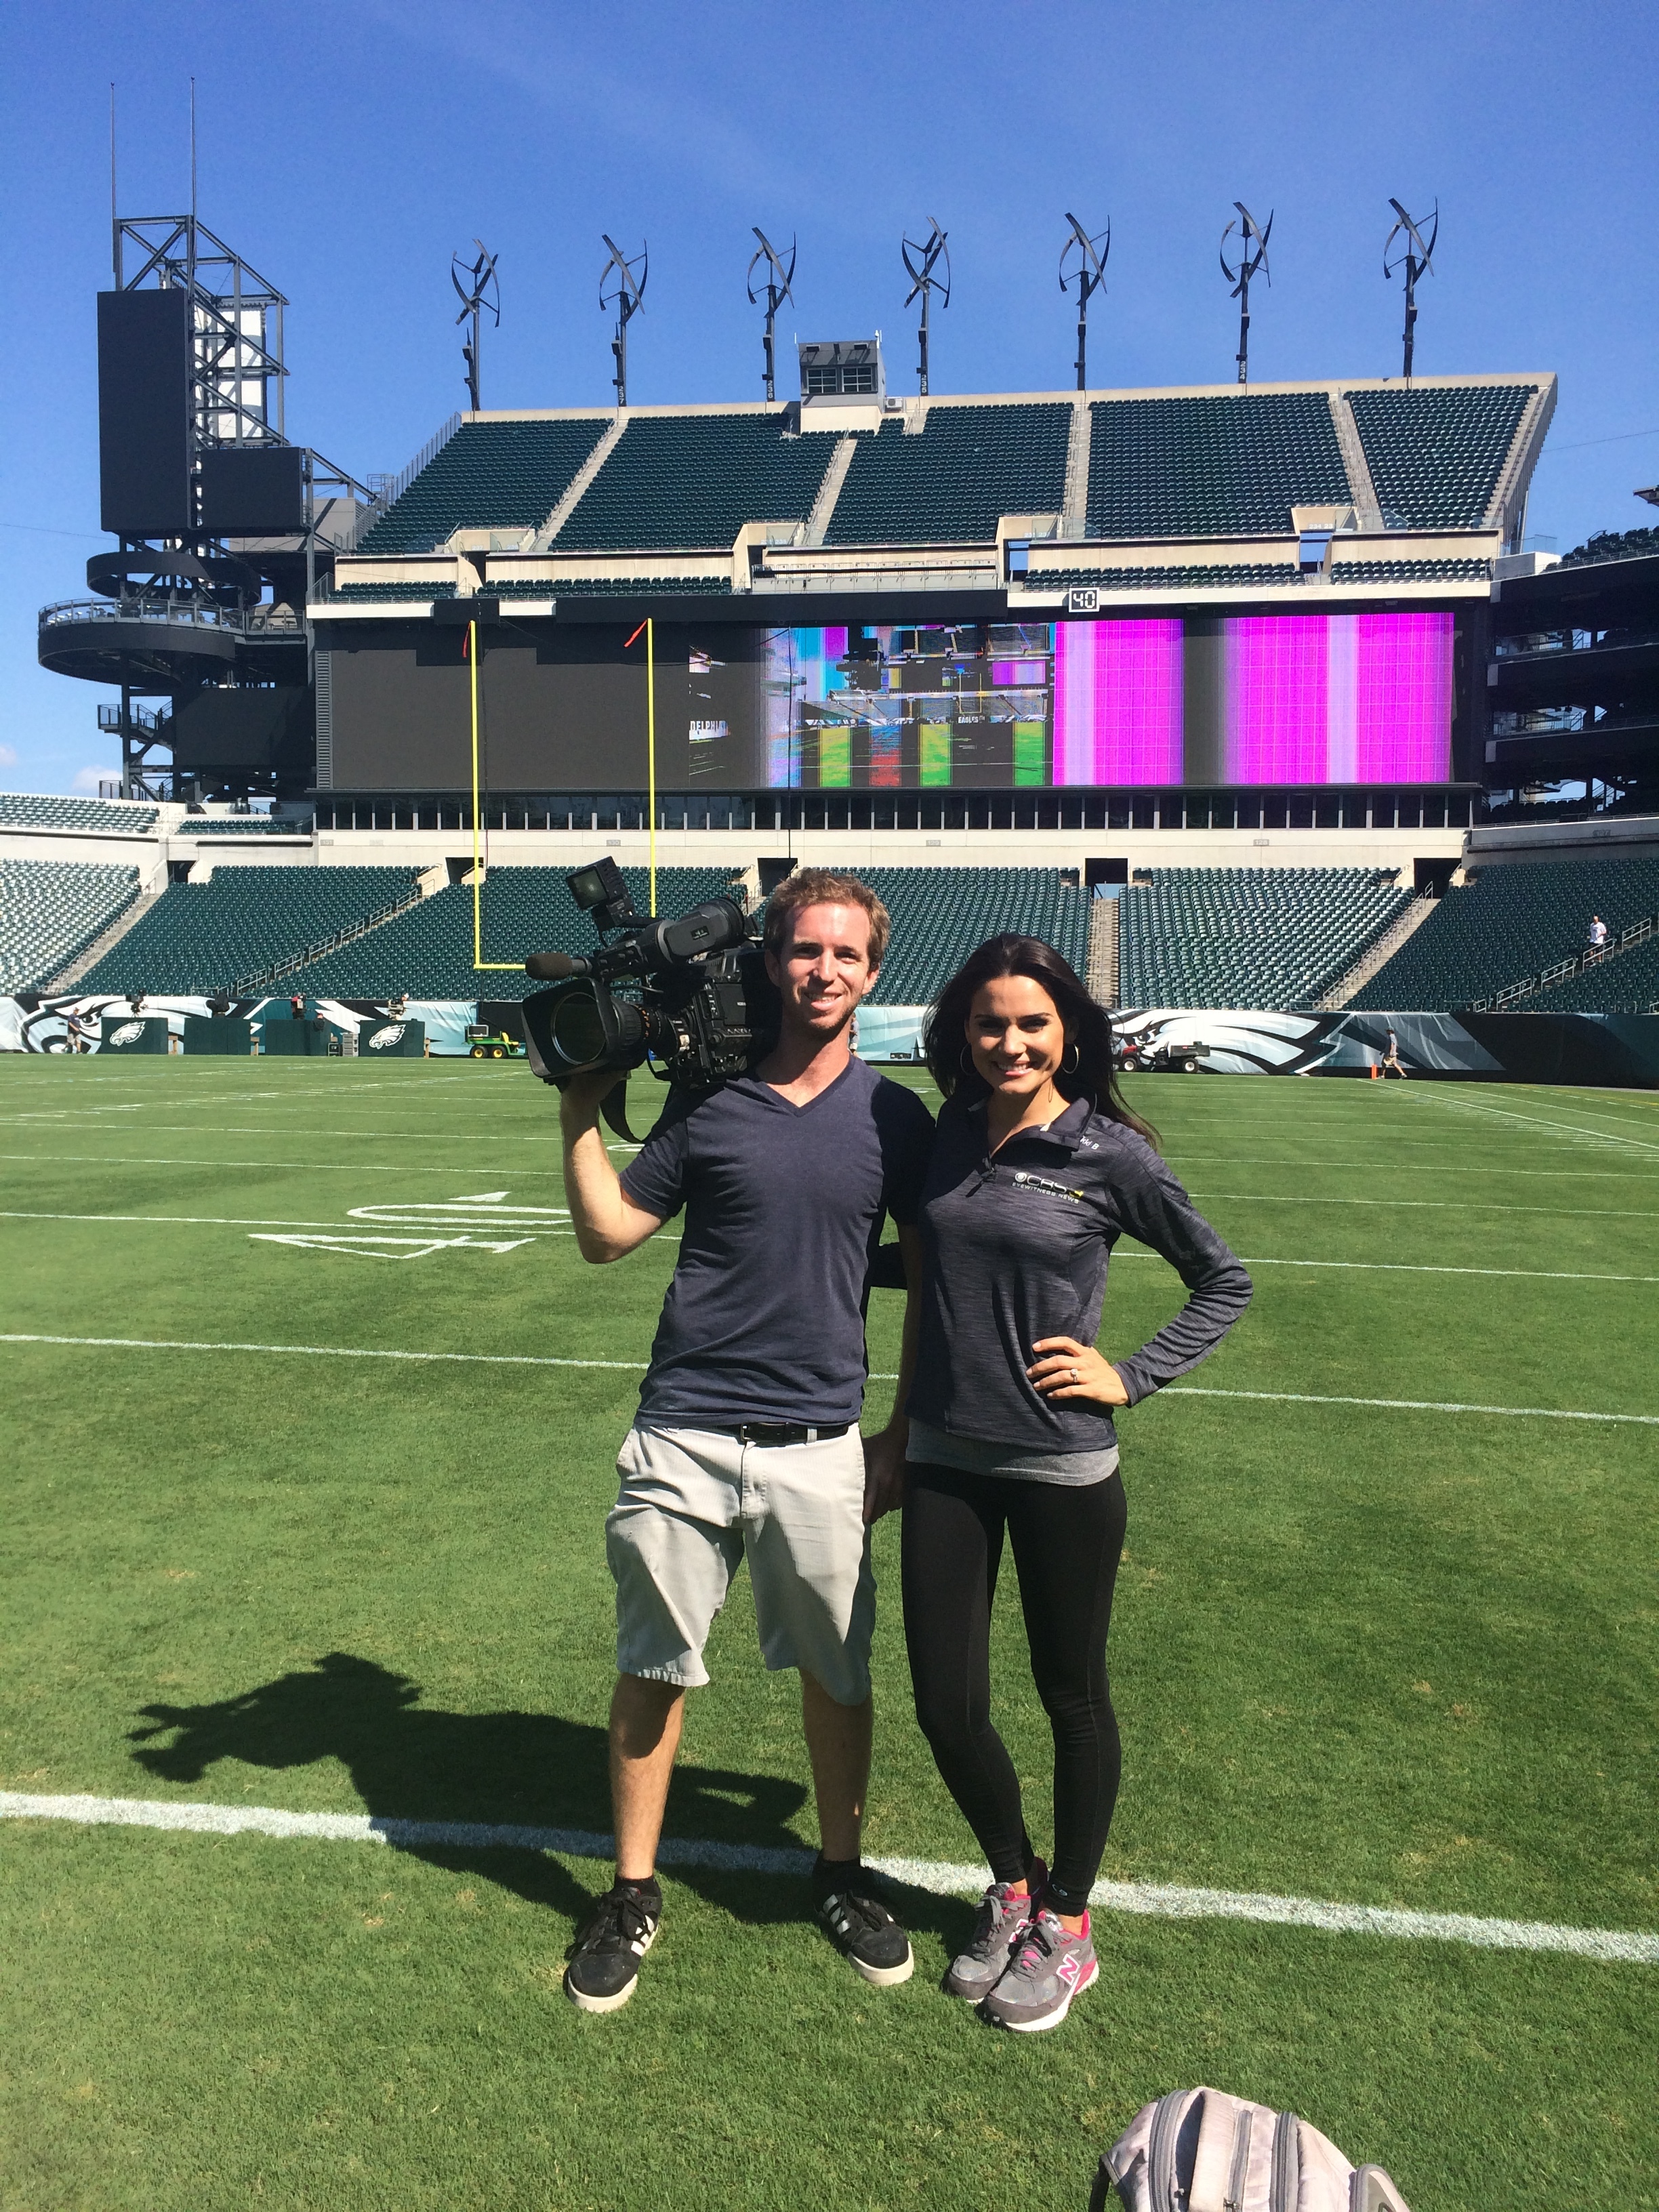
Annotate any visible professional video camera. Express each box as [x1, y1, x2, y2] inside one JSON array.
[[519, 859, 777, 1138]]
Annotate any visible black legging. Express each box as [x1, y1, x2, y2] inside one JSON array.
[[901, 1464, 1126, 1916]]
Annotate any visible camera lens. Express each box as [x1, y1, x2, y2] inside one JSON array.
[[550, 987, 609, 1068]]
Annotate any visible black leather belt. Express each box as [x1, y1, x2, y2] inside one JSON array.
[[722, 1422, 852, 1447]]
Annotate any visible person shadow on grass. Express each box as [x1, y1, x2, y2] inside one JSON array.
[[127, 1652, 836, 1936]]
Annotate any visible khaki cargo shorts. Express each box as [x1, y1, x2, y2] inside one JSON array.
[[606, 1422, 876, 1704]]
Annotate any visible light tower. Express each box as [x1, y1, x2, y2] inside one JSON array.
[[747, 229, 796, 405], [600, 235, 648, 408], [901, 218, 950, 396], [1383, 199, 1437, 383], [1059, 211, 1109, 390], [1219, 202, 1272, 384]]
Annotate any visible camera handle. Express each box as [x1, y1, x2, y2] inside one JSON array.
[[599, 1076, 638, 1145]]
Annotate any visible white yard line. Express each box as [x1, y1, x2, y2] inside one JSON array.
[[1194, 1191, 1659, 1218], [0, 1153, 565, 1177], [1114, 1252, 1659, 1285], [3, 1334, 1653, 1422], [1162, 1386, 1659, 1426], [1, 1790, 1651, 1965]]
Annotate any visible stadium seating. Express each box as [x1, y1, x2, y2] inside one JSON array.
[[1116, 868, 1412, 1009], [556, 417, 842, 551], [1345, 386, 1536, 529], [857, 868, 1092, 1005], [495, 577, 731, 596], [1349, 857, 1659, 1010], [1526, 932, 1659, 1013], [328, 581, 458, 601], [825, 406, 1073, 546], [285, 867, 744, 1002], [0, 792, 159, 834], [1029, 563, 1298, 592], [1330, 558, 1490, 583], [356, 419, 610, 554], [75, 867, 419, 996], [1087, 394, 1350, 538], [0, 860, 143, 991], [181, 817, 314, 836]]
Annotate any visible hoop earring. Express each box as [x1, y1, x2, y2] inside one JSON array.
[[959, 1044, 976, 1074], [1062, 1042, 1080, 1073]]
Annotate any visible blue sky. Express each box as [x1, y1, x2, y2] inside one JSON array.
[[2, 0, 1655, 794]]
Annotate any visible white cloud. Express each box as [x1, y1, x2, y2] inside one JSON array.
[[0, 744, 16, 768], [73, 766, 119, 795]]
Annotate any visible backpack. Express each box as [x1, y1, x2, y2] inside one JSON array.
[[1092, 2087, 1412, 2212]]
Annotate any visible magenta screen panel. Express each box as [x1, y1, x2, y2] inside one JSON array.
[[1053, 610, 1454, 786]]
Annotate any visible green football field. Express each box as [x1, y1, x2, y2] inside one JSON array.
[[1, 1054, 1656, 2212]]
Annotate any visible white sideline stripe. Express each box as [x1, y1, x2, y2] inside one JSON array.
[[1164, 1386, 1659, 1426], [1, 1792, 1652, 1965], [3, 1335, 1654, 1422]]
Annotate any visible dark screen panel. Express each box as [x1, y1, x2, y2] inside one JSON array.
[[98, 290, 193, 537], [199, 446, 306, 536]]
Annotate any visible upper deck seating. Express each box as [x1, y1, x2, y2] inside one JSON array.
[[0, 860, 142, 990], [825, 405, 1073, 546], [1118, 868, 1411, 1010], [556, 417, 840, 551], [1087, 393, 1350, 539], [1345, 385, 1536, 529], [356, 419, 609, 554], [0, 792, 159, 834]]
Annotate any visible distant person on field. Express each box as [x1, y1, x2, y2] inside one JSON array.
[[901, 936, 1250, 2032], [387, 991, 408, 1020], [558, 869, 933, 2013], [66, 1009, 92, 1052], [1381, 1027, 1406, 1078], [1587, 914, 1609, 952]]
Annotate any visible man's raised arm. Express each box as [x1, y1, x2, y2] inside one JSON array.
[[560, 1073, 665, 1263]]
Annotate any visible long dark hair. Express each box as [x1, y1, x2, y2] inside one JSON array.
[[922, 934, 1158, 1147]]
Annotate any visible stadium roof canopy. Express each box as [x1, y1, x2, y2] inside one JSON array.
[[319, 374, 1555, 622]]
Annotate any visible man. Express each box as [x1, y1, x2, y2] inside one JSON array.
[[558, 869, 933, 2013], [1588, 914, 1609, 954]]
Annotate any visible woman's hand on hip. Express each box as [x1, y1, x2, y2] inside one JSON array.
[[1027, 1336, 1130, 1407]]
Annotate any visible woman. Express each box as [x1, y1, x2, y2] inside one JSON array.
[[903, 935, 1251, 2032]]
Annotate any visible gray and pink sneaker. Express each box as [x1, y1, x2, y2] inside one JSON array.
[[980, 1906, 1098, 2032], [943, 1862, 1046, 2001]]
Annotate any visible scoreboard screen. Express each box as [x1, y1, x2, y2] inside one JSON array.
[[758, 613, 1455, 789]]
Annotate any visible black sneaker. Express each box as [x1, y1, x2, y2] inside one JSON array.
[[813, 1864, 915, 1987], [564, 1879, 661, 2013]]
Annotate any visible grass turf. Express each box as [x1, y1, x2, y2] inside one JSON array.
[[0, 1057, 1656, 2211]]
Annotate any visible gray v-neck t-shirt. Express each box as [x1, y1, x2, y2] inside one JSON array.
[[620, 1058, 934, 1428]]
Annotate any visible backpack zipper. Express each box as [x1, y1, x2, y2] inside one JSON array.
[[1149, 2089, 1187, 2212], [1224, 2107, 1254, 2212], [1270, 2109, 1300, 2212]]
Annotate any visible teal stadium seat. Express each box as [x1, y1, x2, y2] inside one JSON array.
[[1526, 930, 1659, 1014], [825, 406, 1072, 546], [75, 867, 419, 997], [1345, 386, 1536, 529], [1087, 394, 1350, 538], [556, 417, 842, 552], [1116, 868, 1412, 1010], [0, 861, 142, 991], [856, 869, 1092, 1006], [0, 792, 159, 834], [1351, 857, 1659, 1010], [286, 868, 744, 1002], [356, 419, 610, 555]]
